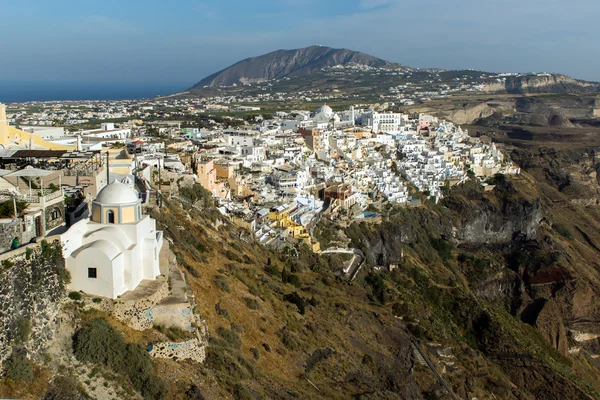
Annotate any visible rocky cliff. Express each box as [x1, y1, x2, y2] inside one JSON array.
[[444, 177, 542, 245], [409, 94, 600, 128], [482, 74, 600, 94], [340, 165, 600, 398], [0, 241, 68, 363]]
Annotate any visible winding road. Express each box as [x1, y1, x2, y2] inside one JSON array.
[[321, 248, 366, 281]]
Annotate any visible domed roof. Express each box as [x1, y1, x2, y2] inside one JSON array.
[[316, 105, 333, 116], [94, 181, 139, 205]]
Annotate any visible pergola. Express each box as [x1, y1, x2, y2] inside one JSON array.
[[5, 168, 58, 196]]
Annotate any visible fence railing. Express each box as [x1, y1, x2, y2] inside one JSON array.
[[0, 189, 63, 204]]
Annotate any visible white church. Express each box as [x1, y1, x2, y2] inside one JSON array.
[[61, 181, 163, 299]]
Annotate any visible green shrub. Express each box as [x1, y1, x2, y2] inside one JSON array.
[[430, 237, 453, 261], [43, 375, 88, 400], [250, 347, 260, 360], [0, 199, 28, 218], [73, 318, 166, 400], [215, 275, 230, 293], [288, 274, 301, 287], [92, 298, 102, 304], [205, 345, 255, 382], [553, 223, 573, 239], [224, 250, 242, 263], [243, 297, 260, 310], [14, 317, 32, 344], [215, 302, 231, 320], [365, 272, 387, 304], [154, 324, 194, 342], [4, 351, 33, 381], [68, 292, 82, 301], [265, 265, 279, 276], [284, 292, 306, 314], [233, 384, 254, 400], [282, 269, 301, 287], [1, 259, 14, 270], [183, 262, 200, 278], [217, 327, 241, 349], [279, 327, 303, 351], [185, 384, 205, 400]]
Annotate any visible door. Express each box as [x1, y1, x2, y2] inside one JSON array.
[[35, 216, 43, 237]]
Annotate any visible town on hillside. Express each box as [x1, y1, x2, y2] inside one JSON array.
[[0, 101, 518, 262]]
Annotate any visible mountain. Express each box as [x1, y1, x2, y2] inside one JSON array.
[[183, 47, 600, 100], [190, 45, 400, 89]]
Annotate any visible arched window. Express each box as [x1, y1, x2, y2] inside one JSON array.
[[50, 207, 61, 221], [107, 210, 115, 224]]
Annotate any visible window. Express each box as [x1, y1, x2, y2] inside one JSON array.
[[107, 210, 115, 224], [88, 267, 97, 279], [50, 207, 62, 221]]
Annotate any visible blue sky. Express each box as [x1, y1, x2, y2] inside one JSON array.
[[1, 0, 598, 86]]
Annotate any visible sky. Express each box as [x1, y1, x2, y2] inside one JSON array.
[[1, 0, 598, 87]]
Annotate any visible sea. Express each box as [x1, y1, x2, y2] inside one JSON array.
[[0, 81, 189, 103]]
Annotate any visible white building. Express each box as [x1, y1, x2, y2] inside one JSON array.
[[62, 181, 163, 299], [240, 146, 266, 162], [363, 111, 408, 133]]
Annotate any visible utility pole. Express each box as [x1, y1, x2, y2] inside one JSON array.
[[106, 151, 110, 185], [157, 147, 162, 207]]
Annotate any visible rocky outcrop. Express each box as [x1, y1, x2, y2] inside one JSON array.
[[482, 74, 600, 95], [522, 299, 569, 357], [458, 198, 541, 245], [443, 180, 542, 246], [346, 208, 450, 266], [474, 271, 524, 304], [0, 241, 68, 363], [414, 94, 600, 127], [438, 101, 509, 125]]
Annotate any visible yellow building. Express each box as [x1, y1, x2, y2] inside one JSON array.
[[0, 104, 75, 150], [215, 163, 234, 180], [196, 159, 216, 192], [268, 204, 294, 223]]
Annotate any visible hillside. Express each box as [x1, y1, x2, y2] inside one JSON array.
[[5, 153, 600, 398], [183, 47, 600, 101], [189, 45, 401, 89]]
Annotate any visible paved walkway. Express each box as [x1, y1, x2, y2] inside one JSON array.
[[157, 239, 188, 305]]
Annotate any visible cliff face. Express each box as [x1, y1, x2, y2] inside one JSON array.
[[410, 94, 600, 127], [190, 45, 400, 88], [482, 74, 600, 94], [443, 178, 542, 246], [340, 173, 600, 397], [0, 241, 68, 363]]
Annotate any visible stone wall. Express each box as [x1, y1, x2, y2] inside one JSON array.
[[80, 278, 170, 331], [0, 240, 67, 363], [0, 217, 37, 254], [112, 280, 170, 330], [149, 338, 206, 363], [0, 220, 21, 253], [44, 200, 66, 232], [151, 304, 194, 331]]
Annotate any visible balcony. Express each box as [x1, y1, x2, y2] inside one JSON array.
[[0, 189, 63, 207]]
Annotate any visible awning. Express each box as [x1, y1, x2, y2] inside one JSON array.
[[5, 168, 56, 178]]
